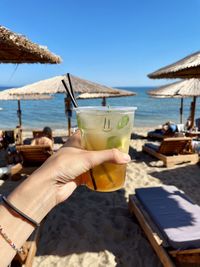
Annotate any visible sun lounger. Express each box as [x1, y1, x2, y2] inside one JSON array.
[[142, 137, 199, 167], [147, 129, 172, 140], [129, 185, 200, 267], [16, 145, 53, 166], [32, 130, 44, 138], [147, 124, 185, 141]]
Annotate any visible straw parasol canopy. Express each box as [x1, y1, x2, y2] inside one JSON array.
[[0, 92, 52, 101], [0, 25, 61, 64], [3, 73, 126, 135], [77, 90, 136, 106], [5, 74, 127, 95], [0, 91, 52, 128], [148, 79, 200, 97], [148, 51, 200, 79], [148, 78, 200, 127]]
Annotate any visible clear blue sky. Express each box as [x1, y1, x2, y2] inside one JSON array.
[[0, 0, 200, 87]]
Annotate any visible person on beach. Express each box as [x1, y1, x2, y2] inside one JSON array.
[[162, 121, 178, 135], [31, 126, 54, 149], [0, 131, 131, 267]]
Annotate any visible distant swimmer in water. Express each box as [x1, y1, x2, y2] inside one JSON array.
[[0, 107, 3, 111]]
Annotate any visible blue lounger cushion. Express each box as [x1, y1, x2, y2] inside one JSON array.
[[135, 185, 200, 249]]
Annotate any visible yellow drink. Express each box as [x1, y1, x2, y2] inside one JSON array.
[[75, 106, 136, 192]]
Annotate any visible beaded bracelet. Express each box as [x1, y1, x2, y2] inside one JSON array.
[[0, 224, 24, 254]]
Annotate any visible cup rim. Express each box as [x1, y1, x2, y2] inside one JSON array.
[[74, 106, 137, 112]]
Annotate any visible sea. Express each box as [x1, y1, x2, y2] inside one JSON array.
[[0, 86, 199, 130]]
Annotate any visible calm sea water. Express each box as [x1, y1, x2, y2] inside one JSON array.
[[0, 86, 199, 130]]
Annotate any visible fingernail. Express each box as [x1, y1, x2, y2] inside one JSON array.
[[121, 153, 131, 162]]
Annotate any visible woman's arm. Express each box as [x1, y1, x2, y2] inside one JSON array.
[[0, 131, 130, 266]]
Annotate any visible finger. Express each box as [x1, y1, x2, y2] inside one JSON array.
[[85, 148, 131, 169], [63, 130, 82, 148]]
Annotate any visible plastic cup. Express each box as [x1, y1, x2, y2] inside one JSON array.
[[75, 106, 137, 192]]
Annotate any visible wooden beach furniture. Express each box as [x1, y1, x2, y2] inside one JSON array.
[[142, 137, 199, 167], [147, 130, 174, 141], [16, 145, 53, 166], [13, 225, 42, 267], [129, 185, 200, 267], [147, 124, 185, 141], [32, 130, 44, 139]]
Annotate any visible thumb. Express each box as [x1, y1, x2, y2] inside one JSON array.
[[85, 148, 131, 169]]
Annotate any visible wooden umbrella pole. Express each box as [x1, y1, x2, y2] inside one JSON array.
[[68, 117, 71, 136], [191, 96, 196, 129], [180, 98, 183, 124], [64, 97, 72, 136], [16, 100, 23, 145], [101, 97, 106, 106], [17, 100, 22, 127]]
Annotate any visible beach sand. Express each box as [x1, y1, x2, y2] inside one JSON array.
[[1, 126, 200, 267]]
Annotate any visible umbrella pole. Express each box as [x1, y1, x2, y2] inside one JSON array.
[[191, 96, 196, 129], [64, 96, 72, 136], [180, 98, 183, 123], [68, 116, 71, 136], [17, 100, 22, 127], [102, 97, 106, 106], [17, 100, 23, 144]]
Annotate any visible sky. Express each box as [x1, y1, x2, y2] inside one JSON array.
[[0, 0, 200, 87]]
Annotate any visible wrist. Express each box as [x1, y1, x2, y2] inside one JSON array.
[[7, 165, 56, 223]]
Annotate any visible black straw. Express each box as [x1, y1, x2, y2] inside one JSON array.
[[67, 73, 76, 99], [61, 79, 78, 108], [62, 76, 98, 191], [89, 169, 97, 190]]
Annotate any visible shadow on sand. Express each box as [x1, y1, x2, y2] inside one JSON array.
[[149, 164, 200, 204], [36, 186, 162, 267]]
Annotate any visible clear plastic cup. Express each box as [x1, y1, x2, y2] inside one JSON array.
[[75, 106, 137, 192]]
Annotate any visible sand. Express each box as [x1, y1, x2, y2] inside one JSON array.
[[1, 126, 200, 267]]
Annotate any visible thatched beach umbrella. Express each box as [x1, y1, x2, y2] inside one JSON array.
[[148, 93, 185, 124], [5, 74, 124, 95], [0, 25, 61, 64], [148, 51, 200, 79], [77, 90, 136, 106], [3, 73, 126, 135], [0, 25, 61, 144], [0, 92, 52, 144], [148, 79, 200, 127]]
